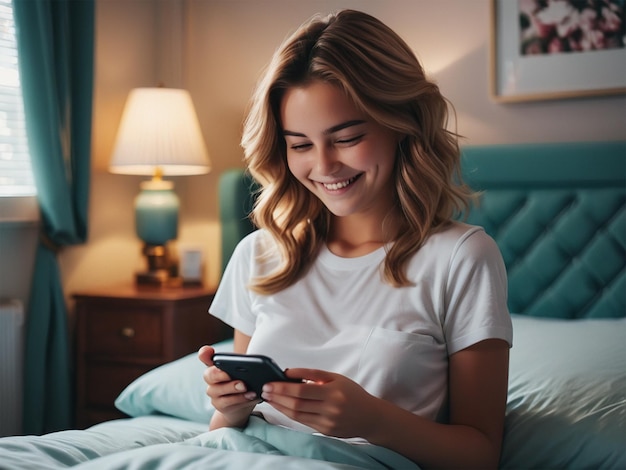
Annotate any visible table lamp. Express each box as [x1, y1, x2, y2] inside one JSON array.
[[109, 87, 210, 286]]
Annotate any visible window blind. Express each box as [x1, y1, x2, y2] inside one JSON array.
[[0, 0, 35, 197]]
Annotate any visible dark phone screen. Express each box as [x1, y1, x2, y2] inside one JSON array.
[[212, 353, 298, 396]]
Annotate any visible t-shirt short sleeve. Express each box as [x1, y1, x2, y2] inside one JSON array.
[[443, 228, 512, 355], [209, 232, 259, 336]]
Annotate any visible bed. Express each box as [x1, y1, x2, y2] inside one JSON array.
[[1, 141, 624, 469]]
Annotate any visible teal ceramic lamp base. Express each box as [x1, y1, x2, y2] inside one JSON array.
[[134, 178, 180, 286]]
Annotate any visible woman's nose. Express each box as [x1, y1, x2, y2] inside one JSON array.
[[315, 146, 340, 175]]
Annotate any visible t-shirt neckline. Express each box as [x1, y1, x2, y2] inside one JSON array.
[[317, 243, 387, 270]]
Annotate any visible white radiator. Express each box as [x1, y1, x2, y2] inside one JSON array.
[[0, 299, 24, 437]]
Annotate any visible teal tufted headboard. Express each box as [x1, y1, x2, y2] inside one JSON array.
[[218, 141, 626, 320], [461, 141, 625, 319], [218, 168, 258, 274]]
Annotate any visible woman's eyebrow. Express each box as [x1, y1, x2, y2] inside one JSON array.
[[282, 119, 366, 137], [323, 119, 366, 135]]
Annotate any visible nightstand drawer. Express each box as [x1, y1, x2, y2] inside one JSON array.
[[85, 309, 162, 357], [74, 285, 224, 428], [85, 362, 151, 408]]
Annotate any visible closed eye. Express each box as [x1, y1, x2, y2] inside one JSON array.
[[290, 142, 312, 152], [336, 134, 364, 146]]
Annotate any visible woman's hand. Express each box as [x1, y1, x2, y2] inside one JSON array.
[[197, 345, 260, 429], [260, 368, 378, 439]]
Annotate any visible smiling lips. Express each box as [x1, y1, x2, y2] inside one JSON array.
[[320, 174, 361, 191]]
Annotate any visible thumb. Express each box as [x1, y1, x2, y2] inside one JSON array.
[[285, 368, 335, 384], [197, 345, 215, 366]]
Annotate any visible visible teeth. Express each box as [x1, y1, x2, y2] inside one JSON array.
[[323, 177, 356, 191]]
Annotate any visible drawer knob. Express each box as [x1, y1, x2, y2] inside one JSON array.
[[120, 327, 135, 338]]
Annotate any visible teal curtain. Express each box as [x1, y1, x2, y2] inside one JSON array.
[[13, 0, 95, 434]]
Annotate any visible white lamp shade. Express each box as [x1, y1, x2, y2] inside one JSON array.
[[109, 88, 211, 176]]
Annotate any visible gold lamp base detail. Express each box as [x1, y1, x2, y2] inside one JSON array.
[[135, 243, 181, 287]]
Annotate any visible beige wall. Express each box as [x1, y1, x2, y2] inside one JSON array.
[[58, 0, 626, 304]]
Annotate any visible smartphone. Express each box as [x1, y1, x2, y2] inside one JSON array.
[[212, 352, 300, 396]]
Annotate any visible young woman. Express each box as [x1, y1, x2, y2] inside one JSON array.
[[199, 9, 512, 469]]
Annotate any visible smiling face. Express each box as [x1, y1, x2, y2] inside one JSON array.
[[280, 81, 399, 225]]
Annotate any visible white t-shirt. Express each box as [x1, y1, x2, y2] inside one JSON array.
[[209, 222, 512, 433]]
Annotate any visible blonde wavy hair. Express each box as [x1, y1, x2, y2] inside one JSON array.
[[241, 9, 473, 294]]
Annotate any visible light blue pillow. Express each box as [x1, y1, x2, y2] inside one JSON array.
[[502, 315, 626, 469], [115, 339, 233, 423]]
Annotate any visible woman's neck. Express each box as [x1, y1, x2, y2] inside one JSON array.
[[326, 211, 401, 258]]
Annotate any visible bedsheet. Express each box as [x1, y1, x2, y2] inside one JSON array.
[[0, 416, 205, 470], [0, 415, 417, 470]]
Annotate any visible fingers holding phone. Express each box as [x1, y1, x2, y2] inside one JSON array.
[[260, 369, 378, 439], [198, 347, 259, 420], [212, 353, 301, 398]]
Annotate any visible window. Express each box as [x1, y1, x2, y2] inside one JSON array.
[[0, 0, 36, 198]]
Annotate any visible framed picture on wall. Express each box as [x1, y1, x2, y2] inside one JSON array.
[[490, 0, 626, 102]]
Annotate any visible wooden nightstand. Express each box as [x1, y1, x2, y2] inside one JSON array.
[[74, 285, 231, 428]]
